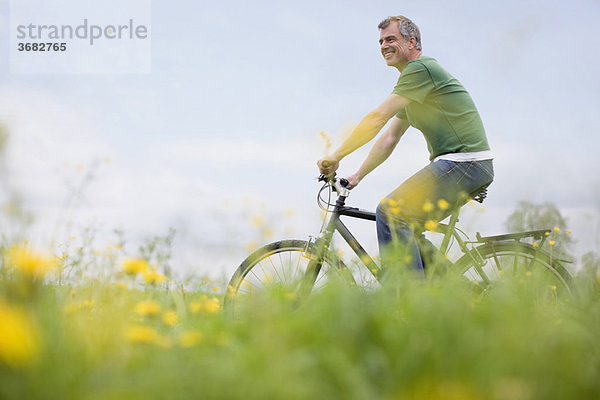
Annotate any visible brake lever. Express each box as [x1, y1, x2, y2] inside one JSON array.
[[318, 173, 337, 183]]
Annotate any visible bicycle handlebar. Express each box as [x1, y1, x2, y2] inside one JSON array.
[[319, 160, 350, 192]]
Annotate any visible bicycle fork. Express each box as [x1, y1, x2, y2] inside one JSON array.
[[297, 195, 347, 298]]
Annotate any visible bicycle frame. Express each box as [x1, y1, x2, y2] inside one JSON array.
[[307, 182, 468, 283], [302, 177, 559, 291]]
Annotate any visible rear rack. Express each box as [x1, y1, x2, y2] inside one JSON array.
[[476, 229, 551, 243], [475, 229, 574, 264]]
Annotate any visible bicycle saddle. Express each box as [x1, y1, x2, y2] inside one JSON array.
[[470, 183, 491, 204]]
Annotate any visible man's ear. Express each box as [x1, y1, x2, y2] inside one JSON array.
[[408, 37, 417, 49]]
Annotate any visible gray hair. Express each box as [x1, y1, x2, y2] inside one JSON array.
[[378, 16, 422, 51]]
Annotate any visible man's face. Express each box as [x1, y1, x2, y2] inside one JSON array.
[[379, 23, 409, 67]]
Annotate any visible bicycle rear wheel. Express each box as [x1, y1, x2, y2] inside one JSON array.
[[454, 242, 572, 296], [224, 239, 355, 313]]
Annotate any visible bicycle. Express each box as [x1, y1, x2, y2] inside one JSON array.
[[225, 174, 573, 312]]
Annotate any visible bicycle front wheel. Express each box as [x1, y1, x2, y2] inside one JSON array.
[[224, 239, 355, 312], [454, 242, 572, 295]]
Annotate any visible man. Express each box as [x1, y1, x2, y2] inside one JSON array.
[[317, 16, 494, 275]]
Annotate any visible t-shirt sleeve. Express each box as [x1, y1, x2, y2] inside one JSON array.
[[395, 108, 407, 119], [392, 61, 434, 104]]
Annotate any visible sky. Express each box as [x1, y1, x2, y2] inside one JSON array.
[[0, 0, 599, 280]]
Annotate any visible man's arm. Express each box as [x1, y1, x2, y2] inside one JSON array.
[[317, 94, 411, 176], [345, 117, 410, 188]]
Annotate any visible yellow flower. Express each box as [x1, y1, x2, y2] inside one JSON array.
[[422, 201, 434, 212], [190, 296, 221, 315], [126, 326, 159, 344], [6, 245, 56, 277], [545, 232, 550, 236], [64, 300, 95, 316], [263, 228, 273, 239], [162, 310, 178, 327], [261, 275, 274, 285], [0, 302, 39, 368], [437, 199, 450, 210], [549, 240, 556, 246], [533, 242, 538, 247], [245, 241, 259, 252], [178, 331, 203, 348], [251, 215, 264, 227], [122, 258, 149, 276], [554, 226, 560, 232], [361, 254, 373, 265], [387, 198, 398, 207], [284, 292, 297, 301], [567, 230, 572, 234], [549, 285, 557, 291], [211, 287, 220, 292], [112, 282, 129, 290], [144, 269, 167, 285], [424, 220, 438, 232], [134, 301, 161, 317], [390, 207, 401, 215]]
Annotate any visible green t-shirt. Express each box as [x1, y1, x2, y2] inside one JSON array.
[[393, 56, 490, 161]]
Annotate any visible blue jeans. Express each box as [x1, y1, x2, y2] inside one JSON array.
[[376, 159, 494, 276]]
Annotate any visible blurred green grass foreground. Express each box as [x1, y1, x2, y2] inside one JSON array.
[[2, 124, 600, 399], [1, 243, 600, 400]]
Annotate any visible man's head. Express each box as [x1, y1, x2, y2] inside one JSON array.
[[378, 16, 422, 69]]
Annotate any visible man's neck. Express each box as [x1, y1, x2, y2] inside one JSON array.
[[396, 51, 422, 72]]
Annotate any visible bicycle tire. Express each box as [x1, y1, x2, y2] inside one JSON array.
[[454, 242, 572, 295], [224, 239, 355, 312]]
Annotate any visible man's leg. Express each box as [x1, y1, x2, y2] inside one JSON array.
[[375, 164, 438, 278], [376, 204, 425, 277], [375, 159, 494, 277]]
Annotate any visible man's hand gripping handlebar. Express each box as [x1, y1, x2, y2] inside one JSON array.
[[318, 160, 350, 193]]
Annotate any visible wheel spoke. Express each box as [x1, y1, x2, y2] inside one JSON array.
[[268, 255, 285, 283], [458, 243, 572, 297], [256, 261, 271, 282], [225, 241, 357, 313], [249, 270, 262, 285]]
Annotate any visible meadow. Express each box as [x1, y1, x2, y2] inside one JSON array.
[[1, 240, 600, 400]]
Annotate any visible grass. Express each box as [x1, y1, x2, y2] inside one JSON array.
[[2, 252, 600, 400]]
